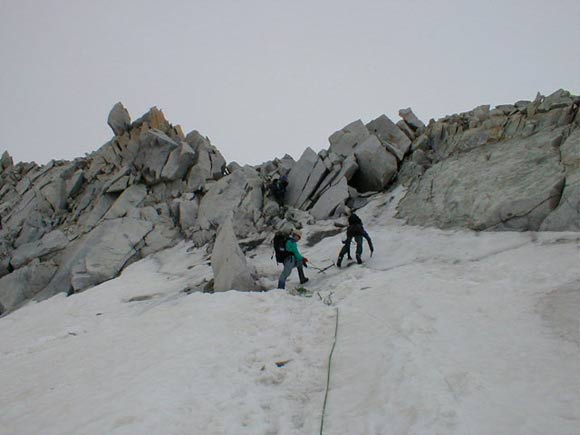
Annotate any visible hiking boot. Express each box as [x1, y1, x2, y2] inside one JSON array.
[[300, 278, 309, 284], [356, 255, 362, 264]]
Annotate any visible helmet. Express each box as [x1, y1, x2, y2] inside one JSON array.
[[291, 229, 302, 239]]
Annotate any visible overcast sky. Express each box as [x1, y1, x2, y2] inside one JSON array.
[[1, 0, 579, 166]]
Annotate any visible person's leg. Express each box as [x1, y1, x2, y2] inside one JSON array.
[[278, 257, 295, 289], [355, 235, 363, 264], [274, 191, 284, 207], [337, 241, 351, 267], [296, 261, 309, 284]]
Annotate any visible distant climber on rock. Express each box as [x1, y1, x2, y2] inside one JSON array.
[[337, 212, 374, 267], [270, 175, 289, 207], [276, 229, 309, 289]]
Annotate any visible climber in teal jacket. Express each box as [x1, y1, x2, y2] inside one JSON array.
[[277, 229, 309, 289]]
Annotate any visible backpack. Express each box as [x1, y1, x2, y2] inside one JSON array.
[[348, 213, 362, 226], [273, 231, 291, 263], [347, 223, 364, 238]]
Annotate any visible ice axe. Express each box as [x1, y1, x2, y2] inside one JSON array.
[[308, 261, 334, 273]]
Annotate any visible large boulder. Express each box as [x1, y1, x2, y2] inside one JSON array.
[[328, 120, 371, 157], [307, 153, 359, 213], [185, 131, 226, 191], [286, 148, 319, 207], [294, 157, 329, 209], [37, 217, 154, 297], [211, 217, 259, 292], [399, 108, 425, 131], [161, 142, 196, 181], [0, 260, 58, 313], [310, 177, 350, 220], [70, 217, 154, 292], [107, 102, 131, 136], [351, 136, 398, 192], [366, 115, 412, 159]]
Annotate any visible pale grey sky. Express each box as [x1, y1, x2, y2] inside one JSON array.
[[1, 0, 579, 166]]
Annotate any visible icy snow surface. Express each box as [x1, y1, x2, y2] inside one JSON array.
[[1, 190, 580, 435]]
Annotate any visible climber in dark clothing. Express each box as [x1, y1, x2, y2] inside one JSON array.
[[270, 175, 289, 207], [337, 213, 374, 267]]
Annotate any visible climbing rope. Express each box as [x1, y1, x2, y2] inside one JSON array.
[[320, 306, 339, 435]]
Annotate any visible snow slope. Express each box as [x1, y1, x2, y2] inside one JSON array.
[[1, 191, 580, 435]]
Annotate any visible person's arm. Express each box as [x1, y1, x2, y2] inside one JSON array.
[[286, 239, 304, 262]]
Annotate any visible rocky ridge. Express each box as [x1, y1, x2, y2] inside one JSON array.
[[397, 89, 580, 231], [0, 89, 578, 314]]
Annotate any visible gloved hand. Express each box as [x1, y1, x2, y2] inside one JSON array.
[[302, 257, 309, 267], [370, 248, 374, 257]]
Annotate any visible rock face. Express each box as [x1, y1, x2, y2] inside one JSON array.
[[0, 104, 229, 313], [541, 128, 580, 230], [10, 230, 69, 269], [397, 89, 579, 231], [398, 128, 566, 230], [310, 177, 350, 219], [0, 260, 57, 313], [1, 89, 578, 314], [195, 166, 264, 242], [69, 217, 154, 293], [286, 148, 320, 207], [211, 217, 259, 292]]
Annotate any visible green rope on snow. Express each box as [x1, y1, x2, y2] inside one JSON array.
[[320, 306, 339, 435]]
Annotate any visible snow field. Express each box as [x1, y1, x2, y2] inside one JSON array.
[[1, 191, 580, 434]]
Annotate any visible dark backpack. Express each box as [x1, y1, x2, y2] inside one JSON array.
[[347, 223, 364, 238], [273, 232, 291, 263], [348, 213, 362, 226]]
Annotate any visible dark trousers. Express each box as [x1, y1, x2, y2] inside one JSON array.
[[338, 235, 363, 263]]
